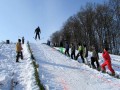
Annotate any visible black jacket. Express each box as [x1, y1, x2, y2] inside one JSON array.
[[35, 27, 41, 34]]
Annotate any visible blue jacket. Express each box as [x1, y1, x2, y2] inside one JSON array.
[[65, 43, 69, 50]]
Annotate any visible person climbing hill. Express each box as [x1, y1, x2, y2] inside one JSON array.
[[71, 43, 76, 59], [91, 46, 100, 70], [16, 39, 23, 62], [65, 41, 70, 57], [101, 47, 115, 76], [76, 43, 84, 63]]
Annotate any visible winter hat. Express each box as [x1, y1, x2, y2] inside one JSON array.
[[104, 47, 109, 51], [84, 44, 86, 47], [78, 43, 81, 46], [18, 39, 21, 42]]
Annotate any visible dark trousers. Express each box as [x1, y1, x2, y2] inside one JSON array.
[[76, 51, 85, 63], [65, 49, 70, 57], [91, 57, 100, 68], [35, 33, 40, 40], [22, 40, 24, 44], [71, 51, 75, 59], [16, 52, 23, 62]]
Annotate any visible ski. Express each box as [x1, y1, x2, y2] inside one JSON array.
[[106, 72, 120, 79], [100, 71, 120, 79]]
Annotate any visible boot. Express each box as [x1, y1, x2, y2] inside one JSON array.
[[97, 67, 101, 71], [102, 70, 106, 73], [16, 56, 19, 62], [111, 72, 115, 76]]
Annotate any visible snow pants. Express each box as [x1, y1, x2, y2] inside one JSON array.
[[101, 61, 115, 74], [65, 49, 70, 57], [16, 52, 23, 62], [71, 51, 75, 59], [91, 57, 100, 68], [76, 51, 85, 63], [22, 39, 24, 44], [35, 33, 40, 40]]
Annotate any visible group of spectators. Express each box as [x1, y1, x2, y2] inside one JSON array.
[[62, 41, 115, 76]]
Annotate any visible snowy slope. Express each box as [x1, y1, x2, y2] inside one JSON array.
[[0, 43, 39, 90], [30, 43, 120, 90], [0, 42, 120, 90], [55, 47, 120, 74]]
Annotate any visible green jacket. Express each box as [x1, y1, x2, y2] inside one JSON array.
[[78, 45, 84, 52]]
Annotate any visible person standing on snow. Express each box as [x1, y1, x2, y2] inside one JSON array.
[[22, 37, 24, 44], [59, 40, 64, 53], [91, 46, 100, 70], [71, 43, 76, 59], [47, 40, 50, 46], [65, 41, 70, 57], [101, 47, 115, 76], [16, 39, 23, 62], [76, 43, 85, 63], [83, 44, 89, 65], [34, 26, 41, 40]]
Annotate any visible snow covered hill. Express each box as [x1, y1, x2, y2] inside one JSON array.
[[30, 43, 120, 90], [0, 42, 120, 90], [0, 43, 39, 90]]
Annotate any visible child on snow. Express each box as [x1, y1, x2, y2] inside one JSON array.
[[22, 37, 24, 44], [71, 43, 76, 59], [101, 47, 115, 76], [83, 44, 89, 65], [91, 46, 100, 70], [76, 43, 85, 63], [65, 41, 70, 57], [16, 39, 23, 62]]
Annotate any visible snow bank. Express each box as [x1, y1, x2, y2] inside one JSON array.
[[0, 43, 39, 90]]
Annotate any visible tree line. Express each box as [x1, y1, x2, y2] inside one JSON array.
[[50, 0, 120, 55]]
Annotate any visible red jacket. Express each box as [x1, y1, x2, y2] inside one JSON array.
[[102, 50, 111, 62]]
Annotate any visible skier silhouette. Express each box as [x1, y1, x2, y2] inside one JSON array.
[[34, 26, 41, 40], [22, 37, 24, 44]]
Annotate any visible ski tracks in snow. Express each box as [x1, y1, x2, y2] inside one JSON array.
[[0, 44, 38, 90], [13, 44, 38, 90], [30, 43, 120, 90]]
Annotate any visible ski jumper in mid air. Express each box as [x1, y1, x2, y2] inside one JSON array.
[[34, 26, 41, 40]]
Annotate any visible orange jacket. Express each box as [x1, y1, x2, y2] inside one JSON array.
[[16, 42, 23, 52]]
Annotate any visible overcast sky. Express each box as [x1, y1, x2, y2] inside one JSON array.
[[0, 0, 106, 43]]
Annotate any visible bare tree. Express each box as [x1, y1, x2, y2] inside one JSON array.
[[50, 0, 120, 54]]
